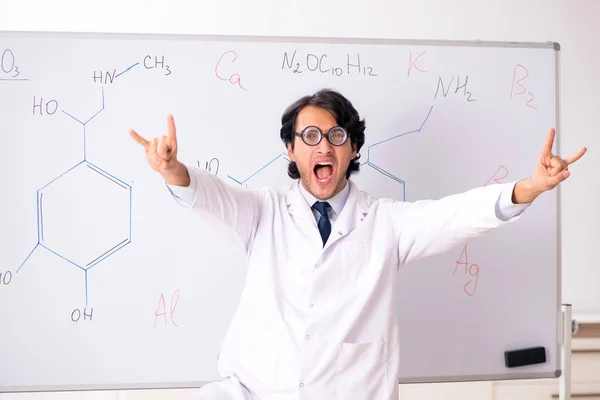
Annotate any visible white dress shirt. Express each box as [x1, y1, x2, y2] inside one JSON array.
[[166, 166, 529, 400]]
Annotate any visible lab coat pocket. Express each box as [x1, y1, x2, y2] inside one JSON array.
[[236, 327, 278, 387], [334, 340, 389, 400]]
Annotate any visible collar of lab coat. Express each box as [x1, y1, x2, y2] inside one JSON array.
[[296, 179, 350, 221], [286, 178, 370, 245]]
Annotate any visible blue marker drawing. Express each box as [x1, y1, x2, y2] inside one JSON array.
[[360, 105, 434, 200], [225, 106, 434, 200], [227, 153, 286, 187], [17, 87, 132, 306], [115, 62, 140, 78]]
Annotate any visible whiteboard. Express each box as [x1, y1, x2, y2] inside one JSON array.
[[0, 31, 561, 392]]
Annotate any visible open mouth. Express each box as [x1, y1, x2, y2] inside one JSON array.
[[314, 162, 334, 185]]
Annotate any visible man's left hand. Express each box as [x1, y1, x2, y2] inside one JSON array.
[[512, 127, 587, 204]]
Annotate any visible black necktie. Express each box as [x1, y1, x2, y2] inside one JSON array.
[[312, 201, 331, 246]]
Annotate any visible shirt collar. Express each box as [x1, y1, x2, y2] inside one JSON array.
[[297, 179, 350, 217]]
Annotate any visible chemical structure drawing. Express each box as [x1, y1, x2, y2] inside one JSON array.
[[227, 152, 290, 189], [12, 52, 171, 310], [358, 105, 434, 201], [17, 87, 132, 306], [225, 105, 434, 201]]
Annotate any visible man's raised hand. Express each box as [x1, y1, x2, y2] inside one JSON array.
[[129, 114, 179, 172], [512, 127, 586, 204], [531, 127, 586, 192], [129, 114, 190, 187]]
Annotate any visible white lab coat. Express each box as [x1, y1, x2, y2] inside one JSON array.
[[173, 167, 525, 400]]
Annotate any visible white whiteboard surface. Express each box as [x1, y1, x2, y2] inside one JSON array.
[[0, 32, 560, 392]]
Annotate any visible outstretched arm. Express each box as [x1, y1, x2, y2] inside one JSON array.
[[395, 127, 586, 266], [129, 114, 260, 250]]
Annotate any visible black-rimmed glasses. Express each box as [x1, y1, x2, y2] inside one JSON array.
[[294, 126, 349, 146]]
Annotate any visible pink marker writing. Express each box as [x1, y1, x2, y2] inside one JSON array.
[[408, 52, 427, 76], [453, 244, 480, 297], [215, 50, 247, 91], [510, 64, 537, 109], [154, 289, 180, 329], [484, 165, 509, 186]]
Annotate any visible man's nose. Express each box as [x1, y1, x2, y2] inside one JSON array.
[[316, 135, 334, 153]]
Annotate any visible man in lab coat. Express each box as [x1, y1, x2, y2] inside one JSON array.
[[129, 89, 586, 400]]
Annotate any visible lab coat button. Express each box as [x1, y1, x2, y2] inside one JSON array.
[[299, 382, 304, 387], [309, 303, 314, 308], [305, 334, 310, 340]]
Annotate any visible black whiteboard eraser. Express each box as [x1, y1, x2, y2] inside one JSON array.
[[504, 346, 546, 368]]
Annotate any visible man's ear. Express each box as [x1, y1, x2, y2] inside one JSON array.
[[352, 143, 358, 158], [287, 142, 295, 162]]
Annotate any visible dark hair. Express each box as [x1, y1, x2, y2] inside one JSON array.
[[280, 88, 366, 180]]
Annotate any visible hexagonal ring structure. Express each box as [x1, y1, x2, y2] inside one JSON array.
[[37, 160, 131, 271]]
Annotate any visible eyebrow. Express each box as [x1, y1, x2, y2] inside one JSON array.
[[298, 125, 338, 131]]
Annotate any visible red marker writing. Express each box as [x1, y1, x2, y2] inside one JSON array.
[[510, 64, 537, 109], [407, 52, 427, 76], [154, 289, 180, 329], [484, 165, 509, 186], [453, 244, 480, 297], [215, 50, 247, 91]]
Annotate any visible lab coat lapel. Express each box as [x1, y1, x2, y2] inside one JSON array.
[[285, 182, 318, 225], [325, 180, 369, 248], [285, 180, 369, 248]]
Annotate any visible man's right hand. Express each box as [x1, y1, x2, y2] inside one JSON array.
[[129, 114, 191, 187]]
